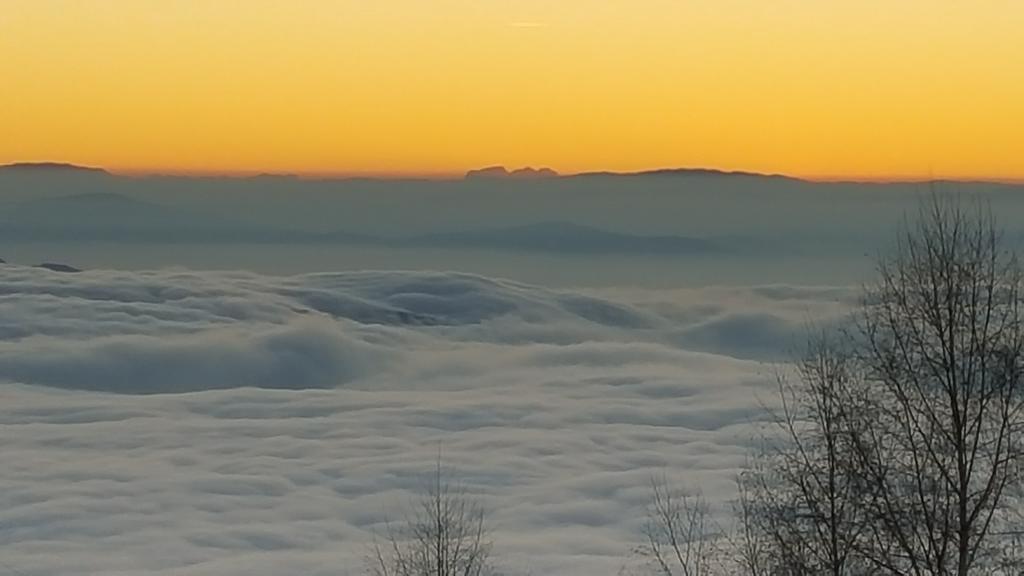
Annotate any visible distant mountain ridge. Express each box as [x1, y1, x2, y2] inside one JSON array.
[[465, 166, 560, 180], [462, 165, 796, 181], [0, 162, 109, 175], [572, 167, 799, 181], [2, 162, 1019, 185]]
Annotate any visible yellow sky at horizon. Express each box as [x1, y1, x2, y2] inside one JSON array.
[[1, 1, 1022, 180]]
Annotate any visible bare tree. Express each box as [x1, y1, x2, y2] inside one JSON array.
[[638, 477, 721, 576], [731, 471, 772, 576], [725, 196, 1024, 576], [735, 337, 872, 576], [847, 196, 1024, 575], [994, 468, 1024, 573], [367, 462, 494, 576]]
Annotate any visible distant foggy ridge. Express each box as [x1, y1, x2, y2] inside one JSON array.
[[417, 221, 716, 254], [0, 190, 716, 254]]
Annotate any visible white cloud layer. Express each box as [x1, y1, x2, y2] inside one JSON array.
[[0, 265, 853, 575]]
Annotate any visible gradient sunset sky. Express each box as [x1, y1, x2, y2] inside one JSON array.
[[2, 1, 1021, 180]]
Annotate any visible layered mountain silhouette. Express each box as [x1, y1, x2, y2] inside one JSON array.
[[4, 162, 1023, 263]]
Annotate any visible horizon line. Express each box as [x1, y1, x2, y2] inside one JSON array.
[[2, 161, 1023, 186]]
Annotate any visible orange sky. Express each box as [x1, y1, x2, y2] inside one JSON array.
[[1, 1, 1022, 180]]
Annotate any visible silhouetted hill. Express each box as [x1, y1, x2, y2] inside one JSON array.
[[0, 162, 109, 175], [572, 167, 800, 181], [35, 262, 81, 273]]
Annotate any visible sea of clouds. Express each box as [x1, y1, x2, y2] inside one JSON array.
[[0, 265, 855, 575]]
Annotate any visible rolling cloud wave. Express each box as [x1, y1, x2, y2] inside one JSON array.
[[0, 266, 852, 575]]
